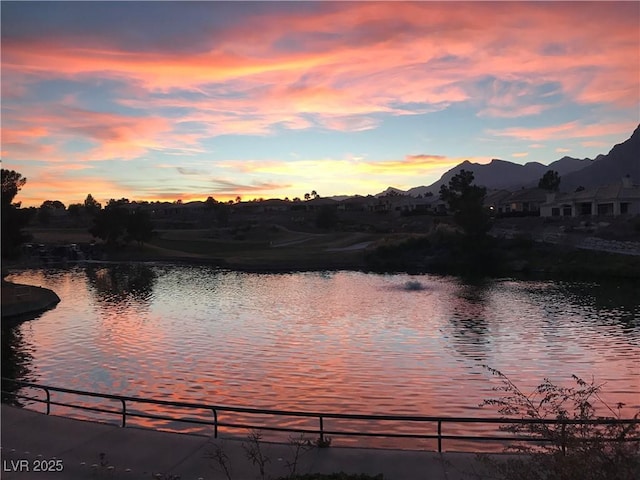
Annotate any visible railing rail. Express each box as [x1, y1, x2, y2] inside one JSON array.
[[2, 378, 638, 452]]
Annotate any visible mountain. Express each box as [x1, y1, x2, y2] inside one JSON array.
[[410, 156, 592, 195], [560, 125, 640, 191], [373, 124, 638, 197], [375, 187, 408, 197]]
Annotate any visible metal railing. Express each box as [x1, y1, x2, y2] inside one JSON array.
[[2, 378, 638, 452]]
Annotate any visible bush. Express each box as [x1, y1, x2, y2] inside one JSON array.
[[479, 367, 640, 480]]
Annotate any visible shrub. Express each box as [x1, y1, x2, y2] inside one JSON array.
[[479, 367, 640, 480]]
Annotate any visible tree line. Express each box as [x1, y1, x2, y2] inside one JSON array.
[[1, 169, 155, 257]]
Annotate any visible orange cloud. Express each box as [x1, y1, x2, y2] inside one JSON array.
[[17, 173, 129, 207], [221, 154, 491, 189]]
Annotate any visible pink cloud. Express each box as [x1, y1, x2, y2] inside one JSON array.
[[2, 105, 191, 162], [3, 1, 636, 136], [3, 1, 638, 205], [489, 121, 639, 142]]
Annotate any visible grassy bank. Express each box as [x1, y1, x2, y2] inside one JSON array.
[[17, 225, 640, 279], [364, 232, 640, 280]]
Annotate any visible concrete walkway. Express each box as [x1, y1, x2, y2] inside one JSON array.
[[1, 405, 493, 479]]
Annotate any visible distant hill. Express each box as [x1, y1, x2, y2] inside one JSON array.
[[375, 124, 638, 197], [560, 125, 640, 191], [383, 156, 591, 197], [374, 187, 408, 198]]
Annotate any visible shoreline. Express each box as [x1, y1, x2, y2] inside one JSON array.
[[1, 280, 61, 323], [4, 250, 640, 282]]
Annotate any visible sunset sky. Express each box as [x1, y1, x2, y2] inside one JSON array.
[[2, 1, 639, 207]]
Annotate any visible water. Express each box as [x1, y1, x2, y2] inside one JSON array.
[[2, 263, 639, 450]]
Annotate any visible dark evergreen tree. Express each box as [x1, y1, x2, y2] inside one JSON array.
[[126, 209, 154, 247], [538, 170, 561, 191], [1, 169, 33, 258], [439, 169, 490, 238]]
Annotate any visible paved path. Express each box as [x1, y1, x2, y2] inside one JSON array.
[[1, 405, 493, 479]]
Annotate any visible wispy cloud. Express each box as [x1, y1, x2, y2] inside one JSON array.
[[2, 1, 638, 205], [176, 167, 209, 176], [489, 121, 638, 142], [210, 178, 291, 194]]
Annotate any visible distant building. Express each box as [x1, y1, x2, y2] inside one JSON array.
[[540, 177, 640, 217], [484, 188, 547, 216]]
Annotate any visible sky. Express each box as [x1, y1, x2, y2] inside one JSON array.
[[2, 1, 639, 207]]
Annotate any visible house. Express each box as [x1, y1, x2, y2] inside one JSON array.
[[504, 188, 548, 215], [540, 177, 640, 217], [483, 188, 547, 216], [367, 194, 438, 216], [484, 190, 512, 214], [338, 195, 372, 212]]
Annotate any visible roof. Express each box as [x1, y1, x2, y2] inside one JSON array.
[[543, 181, 640, 205], [506, 188, 548, 203]]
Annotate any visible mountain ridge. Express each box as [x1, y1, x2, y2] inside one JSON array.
[[372, 125, 639, 197]]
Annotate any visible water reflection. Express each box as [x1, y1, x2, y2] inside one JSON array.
[[85, 263, 156, 305], [2, 266, 639, 449], [444, 280, 492, 362], [561, 281, 640, 332], [1, 324, 35, 405]]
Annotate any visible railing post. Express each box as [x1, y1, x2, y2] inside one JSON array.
[[44, 387, 50, 415], [212, 409, 218, 438], [561, 423, 566, 456], [437, 420, 442, 452], [319, 416, 324, 443], [120, 399, 126, 427]]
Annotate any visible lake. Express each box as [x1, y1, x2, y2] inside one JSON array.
[[3, 263, 639, 450]]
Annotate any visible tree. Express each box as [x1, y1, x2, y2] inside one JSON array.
[[538, 170, 561, 192], [205, 196, 217, 209], [90, 202, 154, 248], [126, 209, 154, 247], [439, 169, 490, 238], [38, 200, 66, 225], [304, 193, 311, 201], [40, 200, 65, 210], [1, 169, 26, 206], [311, 190, 318, 199], [215, 203, 230, 226], [90, 204, 128, 246], [84, 194, 102, 216], [1, 169, 33, 257], [68, 203, 82, 216]]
